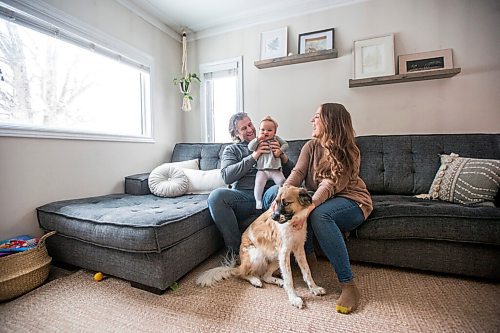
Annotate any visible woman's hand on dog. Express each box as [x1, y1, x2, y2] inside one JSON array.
[[291, 204, 316, 231]]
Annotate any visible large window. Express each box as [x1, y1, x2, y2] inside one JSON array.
[[0, 1, 152, 141], [200, 57, 243, 143]]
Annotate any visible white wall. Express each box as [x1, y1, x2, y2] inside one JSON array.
[[186, 0, 500, 142], [0, 0, 185, 238]]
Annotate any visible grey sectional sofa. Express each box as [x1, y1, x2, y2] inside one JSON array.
[[37, 134, 500, 294]]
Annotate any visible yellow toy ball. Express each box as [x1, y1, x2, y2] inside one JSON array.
[[93, 272, 104, 282]]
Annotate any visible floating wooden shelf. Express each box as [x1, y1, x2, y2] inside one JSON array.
[[349, 68, 461, 88], [254, 49, 338, 69]]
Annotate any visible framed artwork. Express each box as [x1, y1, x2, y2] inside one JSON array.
[[398, 49, 453, 74], [260, 27, 288, 60], [353, 34, 395, 79], [298, 28, 334, 54]]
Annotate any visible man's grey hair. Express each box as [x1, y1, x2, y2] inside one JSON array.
[[228, 112, 249, 142]]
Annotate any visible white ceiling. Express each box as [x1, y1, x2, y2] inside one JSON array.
[[116, 0, 366, 40]]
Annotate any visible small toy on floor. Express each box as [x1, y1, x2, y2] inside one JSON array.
[[93, 272, 104, 282]]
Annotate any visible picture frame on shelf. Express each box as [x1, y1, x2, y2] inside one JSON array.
[[398, 49, 453, 74], [298, 28, 334, 54], [260, 27, 288, 60], [353, 34, 395, 79]]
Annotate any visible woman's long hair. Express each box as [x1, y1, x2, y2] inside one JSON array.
[[314, 103, 360, 185]]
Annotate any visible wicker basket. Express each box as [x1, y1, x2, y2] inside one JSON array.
[[0, 231, 56, 302]]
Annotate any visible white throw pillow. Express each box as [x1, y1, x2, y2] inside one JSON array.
[[148, 164, 189, 197], [167, 159, 199, 170], [182, 168, 226, 194]]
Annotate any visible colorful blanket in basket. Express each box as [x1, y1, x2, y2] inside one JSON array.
[[0, 235, 39, 257]]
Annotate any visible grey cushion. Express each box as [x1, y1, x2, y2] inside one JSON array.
[[125, 173, 151, 195], [45, 223, 223, 291], [347, 238, 500, 279], [355, 195, 500, 245], [356, 134, 500, 195], [171, 140, 309, 171], [172, 143, 228, 170], [37, 194, 211, 252]]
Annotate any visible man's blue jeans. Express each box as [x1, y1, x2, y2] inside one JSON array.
[[207, 187, 278, 253], [264, 185, 365, 283]]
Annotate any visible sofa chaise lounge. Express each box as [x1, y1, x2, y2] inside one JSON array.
[[37, 134, 500, 294]]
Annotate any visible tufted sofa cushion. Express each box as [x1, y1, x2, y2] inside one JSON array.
[[170, 141, 310, 171], [171, 143, 229, 170], [356, 134, 500, 195], [355, 195, 500, 245], [37, 194, 212, 252]]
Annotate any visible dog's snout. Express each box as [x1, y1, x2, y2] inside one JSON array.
[[272, 203, 281, 221], [271, 211, 281, 221], [271, 202, 294, 224]]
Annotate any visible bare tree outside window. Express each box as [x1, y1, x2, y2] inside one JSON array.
[[0, 10, 151, 141]]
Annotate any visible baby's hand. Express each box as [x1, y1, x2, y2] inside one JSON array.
[[258, 134, 267, 141], [269, 139, 282, 157], [256, 139, 271, 155]]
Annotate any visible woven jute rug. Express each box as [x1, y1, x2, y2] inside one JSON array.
[[1, 253, 499, 333]]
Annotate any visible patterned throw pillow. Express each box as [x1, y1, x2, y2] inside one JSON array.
[[428, 153, 500, 205]]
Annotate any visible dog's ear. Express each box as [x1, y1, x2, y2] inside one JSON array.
[[276, 185, 285, 197], [274, 186, 285, 204], [298, 188, 312, 207]]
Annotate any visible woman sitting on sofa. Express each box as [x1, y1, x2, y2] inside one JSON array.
[[268, 103, 373, 314]]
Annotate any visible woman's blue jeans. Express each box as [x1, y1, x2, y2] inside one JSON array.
[[265, 185, 365, 283]]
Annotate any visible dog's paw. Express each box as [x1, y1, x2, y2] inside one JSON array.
[[263, 276, 283, 287], [274, 278, 284, 287], [249, 277, 263, 288], [289, 296, 304, 309], [310, 286, 326, 296]]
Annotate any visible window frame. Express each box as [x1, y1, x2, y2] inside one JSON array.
[[199, 56, 243, 143], [0, 0, 154, 142]]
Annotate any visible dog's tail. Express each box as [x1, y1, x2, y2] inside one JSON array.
[[196, 266, 238, 287], [196, 252, 239, 287]]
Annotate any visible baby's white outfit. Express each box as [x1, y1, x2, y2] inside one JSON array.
[[248, 135, 288, 209]]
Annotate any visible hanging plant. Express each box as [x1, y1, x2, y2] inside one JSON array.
[[173, 73, 200, 111], [174, 31, 200, 112]]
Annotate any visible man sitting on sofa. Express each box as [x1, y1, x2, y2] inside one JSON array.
[[207, 112, 295, 255]]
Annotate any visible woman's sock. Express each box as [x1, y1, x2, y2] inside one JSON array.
[[335, 282, 360, 314]]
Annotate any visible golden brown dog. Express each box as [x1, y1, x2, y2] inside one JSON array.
[[196, 185, 326, 308]]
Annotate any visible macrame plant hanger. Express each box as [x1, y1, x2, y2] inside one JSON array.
[[180, 31, 191, 111]]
